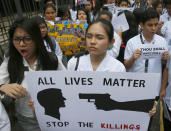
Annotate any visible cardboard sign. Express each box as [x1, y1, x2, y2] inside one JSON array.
[[139, 44, 167, 59], [104, 4, 115, 13], [26, 71, 160, 131], [112, 13, 129, 32], [48, 21, 88, 55]]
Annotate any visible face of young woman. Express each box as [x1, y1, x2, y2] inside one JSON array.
[[44, 7, 56, 21], [156, 4, 162, 15], [61, 12, 70, 20], [86, 23, 111, 57], [85, 1, 92, 12], [13, 27, 37, 62], [78, 10, 87, 21], [39, 23, 48, 38], [119, 1, 128, 7]]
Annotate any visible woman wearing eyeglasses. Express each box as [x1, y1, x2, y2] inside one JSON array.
[[0, 17, 65, 131]]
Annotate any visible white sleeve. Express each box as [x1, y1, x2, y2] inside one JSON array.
[[161, 22, 168, 37], [57, 56, 66, 71], [159, 14, 164, 22], [67, 57, 77, 71], [0, 101, 11, 131], [54, 41, 63, 59], [0, 58, 9, 85], [124, 40, 133, 60], [119, 63, 126, 72], [107, 32, 121, 58], [162, 37, 169, 50]]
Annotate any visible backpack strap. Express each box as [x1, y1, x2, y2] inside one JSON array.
[[74, 57, 80, 71], [50, 36, 56, 53]]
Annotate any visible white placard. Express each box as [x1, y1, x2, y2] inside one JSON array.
[[115, 7, 134, 13], [112, 13, 129, 32], [104, 4, 115, 14], [139, 44, 167, 59], [26, 71, 160, 131]]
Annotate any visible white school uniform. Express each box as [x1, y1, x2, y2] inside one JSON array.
[[0, 101, 10, 131], [160, 12, 171, 23], [67, 54, 126, 72], [43, 39, 63, 60], [124, 34, 168, 73], [107, 32, 121, 58], [0, 57, 66, 118]]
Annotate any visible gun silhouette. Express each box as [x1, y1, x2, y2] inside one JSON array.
[[79, 93, 155, 113], [79, 93, 110, 102]]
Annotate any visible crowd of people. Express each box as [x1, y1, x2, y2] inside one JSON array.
[[0, 0, 171, 130]]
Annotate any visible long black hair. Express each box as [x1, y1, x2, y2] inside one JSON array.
[[8, 17, 58, 84], [31, 16, 55, 52]]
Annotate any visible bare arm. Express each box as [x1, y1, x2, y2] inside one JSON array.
[[0, 83, 27, 99], [160, 68, 168, 100], [124, 49, 142, 69]]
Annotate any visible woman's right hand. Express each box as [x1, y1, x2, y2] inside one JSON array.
[[0, 83, 27, 99]]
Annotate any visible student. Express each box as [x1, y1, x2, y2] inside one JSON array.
[[92, 0, 106, 21], [124, 8, 168, 130], [160, 51, 171, 131], [31, 16, 63, 60], [77, 8, 91, 24], [159, 0, 171, 23], [84, 0, 94, 22], [117, 10, 139, 63], [152, 0, 163, 16], [67, 19, 125, 72], [118, 0, 130, 8], [0, 17, 65, 131], [67, 19, 156, 119], [124, 8, 168, 73], [43, 4, 57, 24], [57, 8, 72, 21], [98, 10, 122, 58]]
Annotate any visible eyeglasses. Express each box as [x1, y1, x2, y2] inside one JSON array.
[[13, 36, 32, 44]]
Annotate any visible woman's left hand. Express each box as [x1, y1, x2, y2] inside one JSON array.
[[149, 101, 157, 117]]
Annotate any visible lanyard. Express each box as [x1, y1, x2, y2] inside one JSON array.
[[140, 33, 148, 73]]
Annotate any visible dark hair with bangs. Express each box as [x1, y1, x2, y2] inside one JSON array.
[[74, 18, 113, 58], [86, 18, 114, 42], [31, 16, 55, 52], [77, 8, 91, 24], [8, 17, 58, 84], [43, 4, 56, 17], [141, 7, 159, 24]]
